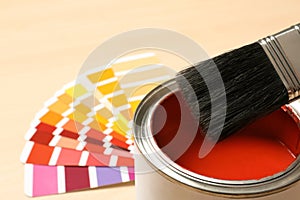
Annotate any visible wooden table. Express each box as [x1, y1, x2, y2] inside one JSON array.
[[1, 0, 299, 199]]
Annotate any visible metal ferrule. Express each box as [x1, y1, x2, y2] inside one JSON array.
[[259, 24, 300, 101]]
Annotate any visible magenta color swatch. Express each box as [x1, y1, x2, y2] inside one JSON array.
[[33, 165, 58, 196]]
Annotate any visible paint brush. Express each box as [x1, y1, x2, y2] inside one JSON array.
[[176, 24, 300, 141]]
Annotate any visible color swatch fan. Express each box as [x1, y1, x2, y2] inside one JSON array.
[[20, 53, 175, 197]]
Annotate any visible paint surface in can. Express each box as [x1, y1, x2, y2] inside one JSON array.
[[152, 92, 299, 180]]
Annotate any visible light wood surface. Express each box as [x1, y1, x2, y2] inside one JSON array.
[[1, 0, 299, 199]]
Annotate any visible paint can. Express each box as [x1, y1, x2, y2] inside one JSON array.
[[133, 79, 300, 200]]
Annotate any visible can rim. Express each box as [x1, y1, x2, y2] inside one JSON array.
[[133, 79, 300, 198]]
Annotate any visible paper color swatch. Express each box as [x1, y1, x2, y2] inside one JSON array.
[[25, 164, 134, 197], [21, 52, 174, 197], [21, 141, 134, 166]]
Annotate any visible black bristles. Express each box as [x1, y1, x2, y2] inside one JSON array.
[[176, 42, 289, 141]]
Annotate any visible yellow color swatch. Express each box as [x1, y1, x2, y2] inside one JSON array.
[[66, 84, 88, 98], [40, 111, 63, 126]]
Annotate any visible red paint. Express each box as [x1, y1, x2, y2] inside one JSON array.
[[152, 92, 300, 180]]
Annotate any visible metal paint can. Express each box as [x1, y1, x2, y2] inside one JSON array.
[[133, 79, 300, 200]]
